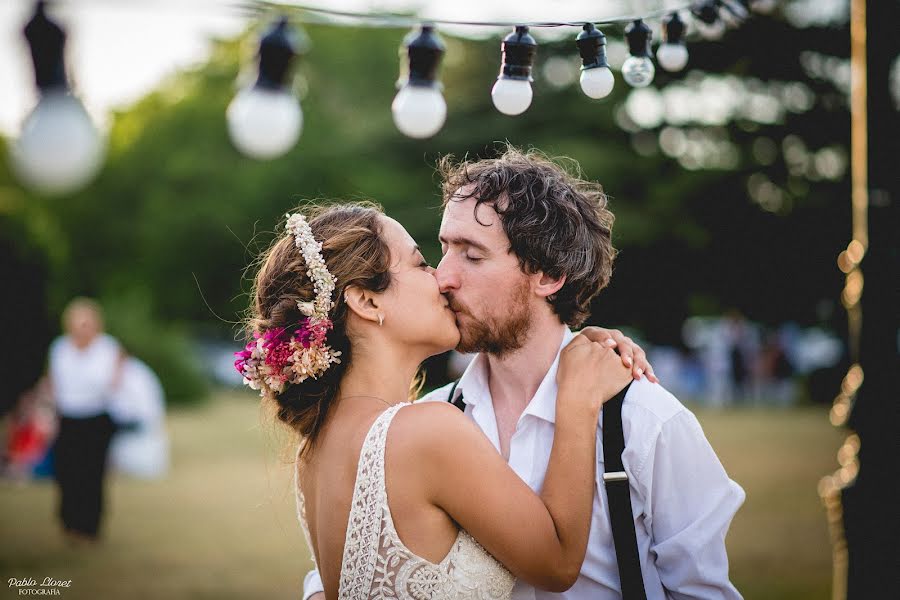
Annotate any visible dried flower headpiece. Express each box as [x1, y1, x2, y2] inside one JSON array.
[[235, 213, 342, 396]]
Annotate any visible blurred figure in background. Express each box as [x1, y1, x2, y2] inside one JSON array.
[[108, 353, 169, 479], [48, 297, 123, 544], [2, 377, 57, 483]]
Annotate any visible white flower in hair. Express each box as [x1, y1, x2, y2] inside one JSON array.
[[234, 212, 342, 396]]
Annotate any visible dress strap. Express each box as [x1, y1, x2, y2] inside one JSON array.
[[338, 403, 407, 599]]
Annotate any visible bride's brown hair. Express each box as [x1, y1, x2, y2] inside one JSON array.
[[244, 201, 393, 457]]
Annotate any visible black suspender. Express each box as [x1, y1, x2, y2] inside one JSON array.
[[447, 378, 466, 411], [447, 378, 646, 598], [603, 381, 647, 600]]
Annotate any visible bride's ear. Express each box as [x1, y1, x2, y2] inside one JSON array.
[[343, 284, 382, 326]]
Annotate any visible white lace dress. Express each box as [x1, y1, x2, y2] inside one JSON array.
[[295, 402, 516, 600]]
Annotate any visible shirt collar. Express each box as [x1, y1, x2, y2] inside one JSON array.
[[455, 327, 577, 425]]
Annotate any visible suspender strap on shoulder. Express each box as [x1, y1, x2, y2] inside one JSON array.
[[602, 381, 647, 600], [447, 379, 466, 411]]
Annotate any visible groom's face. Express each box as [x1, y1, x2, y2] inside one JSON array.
[[436, 189, 533, 356]]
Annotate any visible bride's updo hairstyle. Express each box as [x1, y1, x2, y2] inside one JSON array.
[[244, 201, 393, 452]]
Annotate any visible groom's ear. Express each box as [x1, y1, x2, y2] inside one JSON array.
[[343, 284, 382, 325], [532, 272, 566, 299]]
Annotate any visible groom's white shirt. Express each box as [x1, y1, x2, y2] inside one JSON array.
[[302, 328, 745, 599]]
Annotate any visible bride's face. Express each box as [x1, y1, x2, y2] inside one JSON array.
[[377, 215, 460, 355]]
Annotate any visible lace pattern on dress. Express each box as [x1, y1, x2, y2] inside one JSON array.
[[296, 402, 516, 600]]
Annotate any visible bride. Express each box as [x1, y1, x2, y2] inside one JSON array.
[[238, 202, 637, 599]]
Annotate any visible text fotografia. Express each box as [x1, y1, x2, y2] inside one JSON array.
[[8, 578, 72, 595]]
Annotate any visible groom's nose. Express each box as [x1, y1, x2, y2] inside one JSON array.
[[434, 254, 459, 294]]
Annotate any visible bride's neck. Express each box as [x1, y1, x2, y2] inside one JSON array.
[[337, 340, 423, 405]]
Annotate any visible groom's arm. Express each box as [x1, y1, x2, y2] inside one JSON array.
[[635, 409, 745, 599], [302, 570, 324, 600]]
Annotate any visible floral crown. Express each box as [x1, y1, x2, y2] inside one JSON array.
[[235, 213, 342, 396]]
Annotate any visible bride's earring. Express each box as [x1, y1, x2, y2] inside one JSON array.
[[378, 314, 384, 327]]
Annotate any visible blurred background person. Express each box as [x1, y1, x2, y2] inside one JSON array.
[[108, 352, 169, 479], [2, 377, 57, 483], [47, 297, 124, 544]]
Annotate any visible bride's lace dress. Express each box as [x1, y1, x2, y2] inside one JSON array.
[[295, 402, 516, 600]]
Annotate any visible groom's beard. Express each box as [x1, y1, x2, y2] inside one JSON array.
[[451, 280, 532, 358]]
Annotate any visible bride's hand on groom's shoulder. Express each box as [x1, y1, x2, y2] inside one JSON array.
[[557, 334, 634, 413], [575, 326, 658, 383]]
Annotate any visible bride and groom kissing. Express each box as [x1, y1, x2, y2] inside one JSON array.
[[237, 146, 745, 599]]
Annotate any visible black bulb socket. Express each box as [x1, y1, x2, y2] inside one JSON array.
[[398, 25, 445, 89], [625, 19, 653, 58], [692, 1, 722, 25], [575, 23, 609, 70], [498, 26, 537, 81], [255, 17, 303, 91], [24, 1, 68, 92], [662, 12, 686, 45]]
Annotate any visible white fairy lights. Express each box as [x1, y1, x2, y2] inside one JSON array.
[[392, 25, 447, 138], [492, 26, 538, 116], [11, 1, 105, 195], [12, 1, 777, 172], [227, 17, 305, 159]]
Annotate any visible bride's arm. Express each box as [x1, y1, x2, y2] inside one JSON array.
[[408, 335, 633, 591]]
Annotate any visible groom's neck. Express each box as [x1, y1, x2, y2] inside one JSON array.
[[485, 319, 567, 414]]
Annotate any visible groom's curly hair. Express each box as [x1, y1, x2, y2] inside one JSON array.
[[437, 145, 616, 328]]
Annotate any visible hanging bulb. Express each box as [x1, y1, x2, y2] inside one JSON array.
[[11, 1, 104, 195], [656, 12, 689, 72], [623, 19, 655, 88], [491, 26, 537, 116], [575, 23, 615, 99], [692, 1, 727, 40], [750, 0, 778, 14], [718, 0, 750, 28], [227, 17, 304, 160], [392, 25, 446, 138]]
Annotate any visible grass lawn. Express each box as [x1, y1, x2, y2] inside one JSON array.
[[1, 390, 844, 599]]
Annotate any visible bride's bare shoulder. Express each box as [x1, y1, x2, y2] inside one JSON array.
[[388, 401, 479, 457]]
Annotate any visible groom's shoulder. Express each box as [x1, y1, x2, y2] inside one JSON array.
[[620, 377, 690, 429]]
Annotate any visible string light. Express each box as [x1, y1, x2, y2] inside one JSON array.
[[227, 16, 305, 159], [491, 26, 537, 116], [623, 19, 655, 87], [657, 12, 689, 72], [392, 25, 447, 138], [575, 23, 615, 99], [11, 1, 104, 195], [11, 0, 774, 161], [692, 1, 727, 40]]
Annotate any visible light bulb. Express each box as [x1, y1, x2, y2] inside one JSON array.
[[579, 67, 615, 99], [227, 87, 302, 160], [656, 43, 689, 72], [751, 0, 778, 14], [694, 18, 726, 40], [391, 85, 447, 138], [491, 78, 533, 115], [11, 90, 104, 195], [622, 56, 655, 87]]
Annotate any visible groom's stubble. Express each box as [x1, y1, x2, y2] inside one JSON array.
[[451, 277, 532, 358]]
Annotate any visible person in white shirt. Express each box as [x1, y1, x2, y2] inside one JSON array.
[[48, 297, 124, 543], [304, 146, 744, 599]]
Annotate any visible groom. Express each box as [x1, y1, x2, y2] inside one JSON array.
[[304, 146, 744, 599]]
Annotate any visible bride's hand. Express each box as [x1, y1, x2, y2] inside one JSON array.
[[575, 326, 658, 383], [556, 333, 635, 413]]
